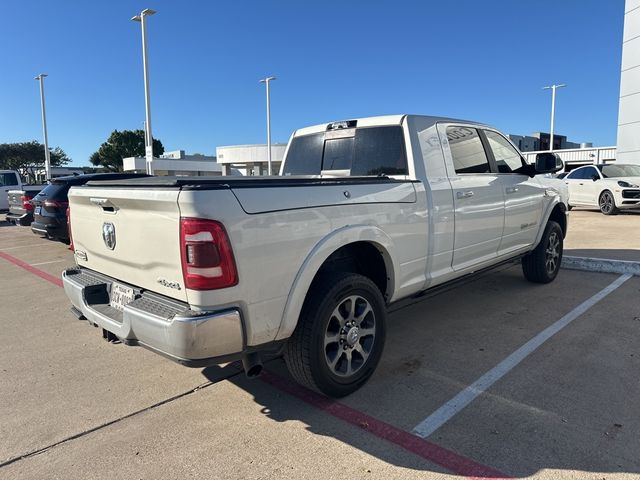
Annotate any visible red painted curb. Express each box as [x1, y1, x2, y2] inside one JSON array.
[[259, 370, 511, 479], [0, 251, 63, 288], [2, 249, 510, 478]]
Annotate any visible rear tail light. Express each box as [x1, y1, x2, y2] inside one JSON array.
[[67, 207, 74, 252], [44, 199, 69, 209], [20, 195, 34, 211], [180, 218, 238, 290]]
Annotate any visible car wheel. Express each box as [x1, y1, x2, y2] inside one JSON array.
[[522, 220, 563, 284], [599, 190, 619, 215], [284, 272, 387, 397]]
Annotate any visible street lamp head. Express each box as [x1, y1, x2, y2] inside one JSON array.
[[132, 8, 156, 22], [34, 73, 48, 80], [543, 83, 567, 90], [259, 76, 277, 83]]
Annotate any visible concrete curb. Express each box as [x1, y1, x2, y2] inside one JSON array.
[[562, 255, 640, 276]]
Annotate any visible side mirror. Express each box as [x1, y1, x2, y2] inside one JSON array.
[[592, 174, 599, 182], [535, 152, 563, 174]]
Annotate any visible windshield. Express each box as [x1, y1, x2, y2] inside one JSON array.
[[599, 164, 640, 178]]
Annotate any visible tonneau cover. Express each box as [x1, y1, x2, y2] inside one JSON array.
[[84, 175, 407, 189]]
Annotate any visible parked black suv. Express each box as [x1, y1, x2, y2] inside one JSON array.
[[31, 173, 148, 243]]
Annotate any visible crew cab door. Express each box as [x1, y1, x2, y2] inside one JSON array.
[[481, 129, 544, 254], [440, 125, 504, 271]]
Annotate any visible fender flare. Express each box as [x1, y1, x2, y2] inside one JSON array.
[[533, 197, 567, 248], [273, 224, 398, 341]]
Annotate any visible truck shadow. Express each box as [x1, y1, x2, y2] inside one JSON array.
[[202, 266, 640, 478]]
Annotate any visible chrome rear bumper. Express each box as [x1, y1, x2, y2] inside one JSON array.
[[62, 267, 244, 366]]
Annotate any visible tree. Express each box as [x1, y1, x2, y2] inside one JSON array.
[[90, 129, 164, 171], [0, 141, 70, 183]]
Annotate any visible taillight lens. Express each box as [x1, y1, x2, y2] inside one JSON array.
[[180, 218, 238, 290], [67, 207, 74, 252], [44, 199, 69, 209], [21, 195, 34, 211]]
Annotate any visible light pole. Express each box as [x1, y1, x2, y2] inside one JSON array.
[[259, 76, 276, 175], [543, 83, 566, 151], [34, 74, 51, 181], [132, 8, 156, 175]]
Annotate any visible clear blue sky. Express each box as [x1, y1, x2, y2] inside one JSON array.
[[0, 0, 626, 166]]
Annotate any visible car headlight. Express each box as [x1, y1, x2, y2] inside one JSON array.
[[617, 180, 639, 188]]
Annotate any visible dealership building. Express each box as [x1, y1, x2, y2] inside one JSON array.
[[216, 144, 287, 176], [618, 0, 640, 163]]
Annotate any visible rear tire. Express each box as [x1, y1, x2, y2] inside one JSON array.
[[284, 272, 387, 397], [599, 190, 619, 215], [522, 221, 563, 284]]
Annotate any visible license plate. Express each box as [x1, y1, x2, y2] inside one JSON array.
[[110, 282, 135, 312], [34, 206, 41, 215]]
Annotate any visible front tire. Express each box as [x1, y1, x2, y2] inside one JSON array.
[[284, 272, 387, 397], [599, 190, 619, 215], [522, 221, 563, 284]]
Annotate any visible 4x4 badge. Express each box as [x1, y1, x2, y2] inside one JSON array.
[[102, 222, 116, 250]]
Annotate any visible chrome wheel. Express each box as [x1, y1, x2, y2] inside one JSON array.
[[545, 231, 560, 275], [324, 295, 376, 378], [599, 192, 614, 214]]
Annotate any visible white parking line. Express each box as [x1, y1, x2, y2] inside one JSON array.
[[412, 273, 633, 439], [0, 244, 49, 251], [30, 259, 67, 266]]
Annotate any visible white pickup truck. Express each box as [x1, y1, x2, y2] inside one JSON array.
[[1, 170, 25, 211], [63, 115, 568, 397]]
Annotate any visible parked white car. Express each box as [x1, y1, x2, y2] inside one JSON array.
[[62, 115, 568, 397], [564, 164, 640, 215]]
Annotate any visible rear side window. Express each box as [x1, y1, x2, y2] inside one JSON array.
[[282, 126, 408, 176], [446, 127, 490, 174], [0, 172, 19, 186], [34, 183, 70, 201]]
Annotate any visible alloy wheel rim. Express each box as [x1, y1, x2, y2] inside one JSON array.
[[545, 231, 560, 275], [324, 295, 376, 378], [600, 193, 613, 213]]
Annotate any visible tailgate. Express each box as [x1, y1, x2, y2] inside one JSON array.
[[7, 191, 25, 214], [69, 186, 187, 302]]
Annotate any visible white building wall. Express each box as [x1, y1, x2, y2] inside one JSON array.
[[617, 0, 640, 163]]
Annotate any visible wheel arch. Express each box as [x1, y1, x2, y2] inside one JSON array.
[[274, 225, 398, 342], [533, 200, 567, 248]]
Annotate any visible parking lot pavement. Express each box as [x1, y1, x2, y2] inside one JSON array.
[[565, 209, 640, 261], [1, 219, 639, 479]]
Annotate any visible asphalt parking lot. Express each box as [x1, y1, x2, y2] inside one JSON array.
[[1, 212, 639, 480]]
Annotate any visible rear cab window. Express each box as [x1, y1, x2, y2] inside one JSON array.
[[0, 172, 19, 186], [282, 125, 408, 177]]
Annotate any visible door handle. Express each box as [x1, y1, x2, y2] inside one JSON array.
[[456, 190, 474, 199], [505, 186, 519, 194], [578, 183, 584, 186]]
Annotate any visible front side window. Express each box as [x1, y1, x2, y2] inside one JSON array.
[[446, 127, 490, 174], [583, 167, 599, 180], [484, 130, 525, 173], [0, 172, 19, 186]]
